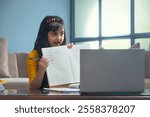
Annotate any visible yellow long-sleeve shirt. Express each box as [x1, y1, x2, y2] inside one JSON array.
[[26, 50, 39, 86]]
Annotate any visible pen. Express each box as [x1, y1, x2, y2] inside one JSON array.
[[29, 58, 41, 61]]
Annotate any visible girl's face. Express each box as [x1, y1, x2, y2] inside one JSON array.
[[48, 28, 64, 47]]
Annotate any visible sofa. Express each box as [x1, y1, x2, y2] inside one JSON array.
[[1, 53, 29, 90], [0, 38, 29, 90], [0, 38, 150, 90]]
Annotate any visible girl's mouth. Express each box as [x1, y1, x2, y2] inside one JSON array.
[[54, 42, 61, 46]]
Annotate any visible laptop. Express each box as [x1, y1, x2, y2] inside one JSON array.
[[80, 49, 145, 95]]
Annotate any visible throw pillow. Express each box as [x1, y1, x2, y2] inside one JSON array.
[[0, 38, 10, 77], [130, 43, 140, 49]]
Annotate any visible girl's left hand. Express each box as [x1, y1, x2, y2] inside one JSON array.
[[67, 43, 73, 49]]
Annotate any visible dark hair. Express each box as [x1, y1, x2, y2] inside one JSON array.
[[34, 16, 66, 57], [33, 16, 66, 89]]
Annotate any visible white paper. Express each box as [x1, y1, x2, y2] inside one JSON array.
[[42, 44, 90, 86], [43, 88, 80, 93]]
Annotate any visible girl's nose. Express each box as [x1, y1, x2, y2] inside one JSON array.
[[56, 35, 62, 42]]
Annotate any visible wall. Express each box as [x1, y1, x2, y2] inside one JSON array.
[[0, 0, 70, 53]]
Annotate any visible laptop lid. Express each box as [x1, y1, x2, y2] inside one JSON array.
[[80, 49, 145, 93]]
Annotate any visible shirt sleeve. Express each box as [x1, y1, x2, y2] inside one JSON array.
[[26, 50, 39, 86]]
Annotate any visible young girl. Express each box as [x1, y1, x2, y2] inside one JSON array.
[[27, 16, 73, 89]]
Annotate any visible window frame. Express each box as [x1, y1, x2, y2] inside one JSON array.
[[70, 0, 150, 48]]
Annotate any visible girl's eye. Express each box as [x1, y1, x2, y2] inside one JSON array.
[[52, 32, 57, 36], [61, 31, 64, 36]]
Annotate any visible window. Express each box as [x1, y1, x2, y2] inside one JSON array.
[[75, 0, 99, 37], [71, 0, 150, 50], [135, 0, 150, 33], [102, 39, 130, 49], [102, 0, 130, 36]]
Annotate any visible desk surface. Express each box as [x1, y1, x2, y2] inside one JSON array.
[[0, 89, 150, 100]]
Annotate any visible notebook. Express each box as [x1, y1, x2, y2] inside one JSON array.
[[80, 49, 145, 95]]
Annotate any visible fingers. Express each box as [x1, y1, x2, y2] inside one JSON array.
[[41, 57, 49, 66], [67, 43, 74, 49], [38, 57, 49, 70], [40, 57, 48, 63]]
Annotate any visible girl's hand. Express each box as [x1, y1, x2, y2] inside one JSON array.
[[38, 57, 49, 72], [67, 43, 73, 49]]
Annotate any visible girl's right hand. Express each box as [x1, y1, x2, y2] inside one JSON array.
[[38, 57, 49, 72]]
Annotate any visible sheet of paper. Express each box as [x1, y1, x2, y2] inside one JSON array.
[[68, 44, 90, 82], [42, 44, 90, 86], [43, 88, 80, 93], [42, 46, 74, 86]]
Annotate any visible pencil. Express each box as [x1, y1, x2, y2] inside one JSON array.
[[29, 58, 40, 61]]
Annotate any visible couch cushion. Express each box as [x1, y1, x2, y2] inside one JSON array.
[[2, 78, 29, 90], [145, 51, 150, 79], [8, 53, 19, 77], [0, 38, 10, 78], [16, 53, 28, 77], [130, 43, 140, 48]]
